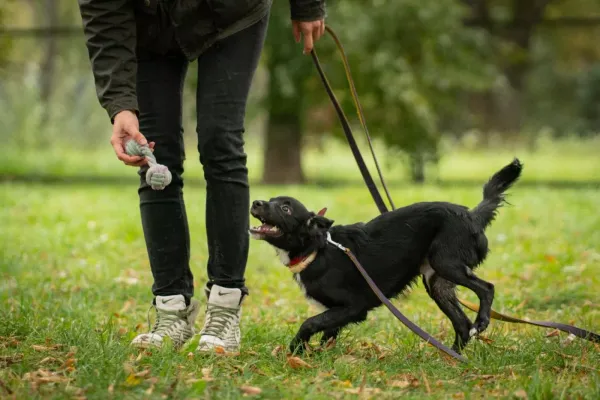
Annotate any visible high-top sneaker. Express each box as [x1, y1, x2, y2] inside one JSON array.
[[196, 284, 244, 353], [131, 295, 200, 349]]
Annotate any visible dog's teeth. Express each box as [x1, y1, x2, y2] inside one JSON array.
[[270, 226, 279, 232]]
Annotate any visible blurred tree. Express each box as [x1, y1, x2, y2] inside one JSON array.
[[328, 0, 496, 182], [0, 1, 14, 71], [261, 1, 314, 184]]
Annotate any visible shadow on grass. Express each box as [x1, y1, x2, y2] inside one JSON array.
[[1, 173, 600, 190]]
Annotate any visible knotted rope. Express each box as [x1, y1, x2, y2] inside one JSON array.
[[125, 140, 172, 190]]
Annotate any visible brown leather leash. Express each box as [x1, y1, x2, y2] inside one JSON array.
[[309, 25, 600, 362]]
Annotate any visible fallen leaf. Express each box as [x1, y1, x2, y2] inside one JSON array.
[[201, 368, 213, 382], [389, 380, 411, 388], [389, 374, 420, 388], [545, 329, 560, 338], [271, 345, 284, 357], [133, 369, 151, 378], [240, 385, 262, 396], [108, 384, 114, 394], [125, 374, 142, 387], [452, 392, 465, 399], [344, 387, 381, 395], [31, 344, 63, 352], [286, 356, 313, 369], [332, 380, 353, 388], [476, 335, 494, 344], [0, 354, 23, 366], [514, 389, 528, 399], [249, 365, 267, 376], [123, 362, 135, 375], [324, 337, 337, 350]]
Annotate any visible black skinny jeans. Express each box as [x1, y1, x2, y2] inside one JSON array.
[[136, 15, 269, 300]]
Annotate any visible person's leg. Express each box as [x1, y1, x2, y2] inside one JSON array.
[[195, 13, 270, 352], [130, 46, 200, 349]]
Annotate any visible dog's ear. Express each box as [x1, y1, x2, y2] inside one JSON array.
[[308, 214, 334, 231]]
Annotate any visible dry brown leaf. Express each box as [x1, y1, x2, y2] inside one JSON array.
[[201, 368, 213, 381], [0, 354, 23, 366], [545, 329, 560, 338], [514, 389, 528, 399], [389, 380, 411, 389], [248, 365, 267, 376], [107, 384, 114, 395], [344, 387, 381, 395], [271, 345, 284, 357], [324, 337, 337, 350], [24, 369, 72, 386], [133, 369, 151, 378], [476, 335, 494, 344], [145, 385, 155, 395], [286, 356, 313, 369], [390, 374, 419, 388], [123, 362, 135, 375], [31, 344, 63, 352], [335, 355, 361, 364], [452, 392, 465, 399], [240, 385, 262, 396]]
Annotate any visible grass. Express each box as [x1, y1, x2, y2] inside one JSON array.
[[1, 148, 599, 399]]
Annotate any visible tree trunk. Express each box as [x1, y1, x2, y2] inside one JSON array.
[[410, 153, 425, 184], [262, 61, 305, 184], [263, 114, 304, 184], [39, 0, 58, 128]]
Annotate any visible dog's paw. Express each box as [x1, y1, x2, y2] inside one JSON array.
[[471, 317, 490, 336], [289, 338, 306, 355]]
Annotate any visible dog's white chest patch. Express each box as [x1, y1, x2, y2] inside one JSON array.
[[276, 249, 290, 265]]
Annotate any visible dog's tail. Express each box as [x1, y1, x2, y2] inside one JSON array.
[[470, 158, 523, 230]]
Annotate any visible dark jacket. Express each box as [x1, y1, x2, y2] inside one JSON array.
[[78, 0, 326, 121]]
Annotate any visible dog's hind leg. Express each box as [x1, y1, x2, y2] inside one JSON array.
[[428, 256, 495, 338], [422, 268, 473, 352]]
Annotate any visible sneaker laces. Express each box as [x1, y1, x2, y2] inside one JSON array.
[[146, 305, 187, 337], [201, 304, 238, 338]]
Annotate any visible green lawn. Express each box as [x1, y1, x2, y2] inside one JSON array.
[[1, 155, 599, 399]]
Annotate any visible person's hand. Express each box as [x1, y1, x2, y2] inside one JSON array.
[[292, 19, 325, 55], [111, 110, 154, 167]]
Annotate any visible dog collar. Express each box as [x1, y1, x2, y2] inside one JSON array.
[[287, 251, 317, 273]]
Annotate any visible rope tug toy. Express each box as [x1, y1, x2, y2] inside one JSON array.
[[125, 140, 172, 190]]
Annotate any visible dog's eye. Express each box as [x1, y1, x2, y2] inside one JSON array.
[[281, 205, 291, 214]]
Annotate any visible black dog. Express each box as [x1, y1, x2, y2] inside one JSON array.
[[250, 159, 523, 354]]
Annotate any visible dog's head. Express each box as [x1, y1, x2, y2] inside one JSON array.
[[250, 196, 334, 253]]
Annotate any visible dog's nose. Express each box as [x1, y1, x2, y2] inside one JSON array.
[[252, 200, 266, 209]]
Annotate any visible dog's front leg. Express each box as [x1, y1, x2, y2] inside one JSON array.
[[290, 307, 367, 354]]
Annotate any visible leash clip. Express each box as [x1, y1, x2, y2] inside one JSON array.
[[326, 232, 348, 252]]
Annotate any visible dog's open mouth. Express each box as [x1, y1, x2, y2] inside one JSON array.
[[249, 217, 283, 238]]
